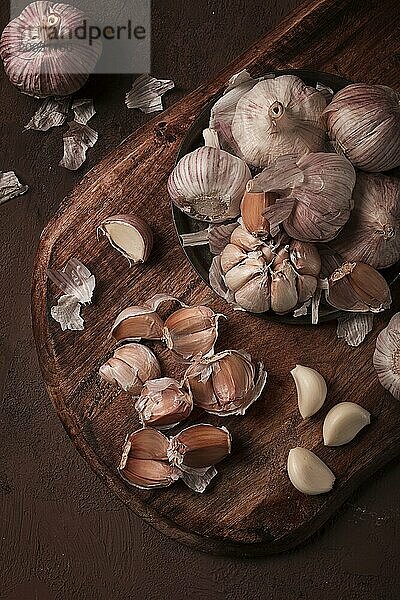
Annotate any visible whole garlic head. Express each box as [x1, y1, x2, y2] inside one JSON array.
[[231, 75, 327, 167], [0, 2, 102, 98]]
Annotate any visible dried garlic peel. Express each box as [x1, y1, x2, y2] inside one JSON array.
[[287, 448, 335, 495], [323, 402, 370, 447], [291, 364, 327, 419]]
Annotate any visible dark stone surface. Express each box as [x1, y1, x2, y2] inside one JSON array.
[[0, 1, 399, 598]]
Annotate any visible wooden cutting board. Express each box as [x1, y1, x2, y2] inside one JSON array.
[[32, 0, 400, 556]]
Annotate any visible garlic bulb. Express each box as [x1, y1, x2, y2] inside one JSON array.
[[99, 343, 161, 395], [120, 424, 231, 492], [249, 153, 356, 243], [373, 312, 400, 401], [323, 402, 370, 446], [163, 305, 223, 361], [231, 75, 327, 167], [184, 349, 267, 416], [291, 365, 327, 419], [167, 146, 251, 222], [287, 448, 335, 495], [0, 2, 102, 98], [331, 172, 400, 269], [325, 83, 400, 172], [98, 215, 153, 266], [135, 378, 193, 429], [326, 261, 392, 313], [212, 224, 321, 315]]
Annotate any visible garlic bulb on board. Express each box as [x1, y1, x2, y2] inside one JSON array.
[[331, 172, 400, 269], [211, 224, 321, 316], [248, 153, 356, 243], [323, 402, 370, 446], [373, 312, 400, 401], [326, 261, 392, 313], [324, 83, 400, 172], [99, 343, 161, 395], [135, 378, 193, 430], [287, 448, 335, 495], [231, 75, 327, 168], [0, 2, 102, 98], [184, 349, 267, 416], [168, 146, 251, 222]]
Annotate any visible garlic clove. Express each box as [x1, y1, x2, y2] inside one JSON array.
[[224, 255, 264, 292], [323, 402, 371, 446], [289, 240, 321, 277], [111, 306, 164, 342], [99, 343, 161, 395], [135, 378, 193, 429], [163, 306, 222, 361], [171, 424, 231, 469], [373, 312, 400, 401], [270, 260, 298, 314], [240, 190, 278, 236], [123, 428, 169, 461], [296, 274, 318, 304], [98, 214, 153, 265], [220, 243, 247, 273], [234, 273, 271, 313], [291, 364, 327, 419], [287, 448, 335, 495]]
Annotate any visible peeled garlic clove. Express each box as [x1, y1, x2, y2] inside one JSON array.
[[323, 402, 370, 446], [135, 378, 193, 429], [240, 190, 278, 236], [291, 364, 327, 419], [270, 261, 298, 314], [185, 349, 267, 416], [167, 146, 251, 222], [99, 343, 161, 395], [234, 273, 271, 313], [169, 424, 231, 469], [98, 215, 153, 265], [287, 448, 335, 495], [111, 306, 164, 342], [373, 312, 400, 401], [289, 240, 321, 277], [220, 243, 247, 273], [163, 306, 222, 360]]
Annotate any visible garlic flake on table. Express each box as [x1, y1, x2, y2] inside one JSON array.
[[135, 378, 193, 429], [60, 122, 98, 171], [323, 402, 370, 446], [231, 75, 327, 168], [25, 96, 71, 131], [0, 172, 28, 206], [287, 448, 335, 495], [336, 313, 374, 348], [125, 74, 174, 113], [373, 312, 400, 401], [325, 83, 400, 172]]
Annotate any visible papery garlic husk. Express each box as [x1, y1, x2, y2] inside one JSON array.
[[231, 75, 327, 168], [119, 428, 179, 489], [111, 305, 164, 342], [240, 190, 278, 237], [98, 214, 153, 266], [323, 402, 370, 446], [326, 261, 392, 313], [0, 1, 102, 98], [324, 83, 400, 172], [291, 364, 327, 419], [331, 172, 400, 269], [185, 349, 267, 416], [287, 448, 335, 495], [373, 312, 400, 401], [99, 343, 161, 395], [163, 306, 223, 361], [168, 424, 231, 468], [135, 378, 193, 429], [167, 146, 251, 222], [249, 153, 356, 243]]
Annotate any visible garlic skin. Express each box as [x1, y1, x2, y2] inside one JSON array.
[[331, 172, 400, 269], [0, 2, 102, 98], [326, 261, 392, 314], [287, 448, 335, 495], [231, 75, 327, 167], [185, 349, 267, 416], [168, 146, 251, 222], [163, 306, 222, 361], [98, 214, 153, 266], [323, 402, 370, 447], [325, 83, 400, 172], [373, 312, 400, 401], [135, 378, 193, 429], [99, 343, 161, 395], [249, 153, 356, 243], [291, 365, 327, 419], [111, 305, 164, 342]]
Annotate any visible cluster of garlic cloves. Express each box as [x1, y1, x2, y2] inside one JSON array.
[[119, 425, 231, 493], [99, 343, 161, 395]]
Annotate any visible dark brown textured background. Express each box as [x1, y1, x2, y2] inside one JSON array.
[[1, 1, 400, 598]]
